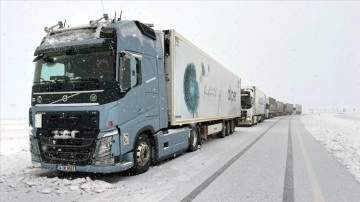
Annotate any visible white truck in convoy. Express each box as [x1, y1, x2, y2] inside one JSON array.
[[240, 86, 266, 125], [285, 103, 294, 115], [294, 104, 302, 114], [29, 14, 242, 174]]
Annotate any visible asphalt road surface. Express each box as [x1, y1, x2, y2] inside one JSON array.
[[78, 116, 360, 202]]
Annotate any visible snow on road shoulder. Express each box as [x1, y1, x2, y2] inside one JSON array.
[[0, 120, 118, 201], [301, 113, 360, 182]]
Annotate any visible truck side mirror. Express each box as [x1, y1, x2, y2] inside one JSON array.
[[119, 51, 138, 91]]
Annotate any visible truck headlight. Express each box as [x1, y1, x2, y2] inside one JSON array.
[[97, 136, 113, 158], [93, 136, 114, 166], [93, 129, 118, 165]]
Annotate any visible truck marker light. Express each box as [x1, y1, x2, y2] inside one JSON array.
[[108, 121, 114, 126], [37, 96, 42, 103], [123, 133, 129, 145]]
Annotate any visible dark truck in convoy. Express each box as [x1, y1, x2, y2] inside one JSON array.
[[29, 14, 242, 174], [276, 101, 284, 116]]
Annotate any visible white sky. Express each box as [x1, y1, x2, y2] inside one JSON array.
[[1, 1, 360, 119]]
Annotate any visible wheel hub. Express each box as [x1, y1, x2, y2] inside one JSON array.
[[136, 142, 150, 166]]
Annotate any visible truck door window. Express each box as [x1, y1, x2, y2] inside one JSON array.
[[136, 57, 142, 85], [119, 52, 142, 91], [120, 54, 131, 91]]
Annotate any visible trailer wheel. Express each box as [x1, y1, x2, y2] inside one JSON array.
[[226, 121, 231, 136], [219, 122, 226, 138], [188, 127, 199, 152], [131, 134, 151, 175], [230, 120, 235, 134]]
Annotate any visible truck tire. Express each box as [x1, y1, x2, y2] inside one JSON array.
[[230, 120, 234, 134], [131, 134, 151, 175], [188, 127, 199, 152], [219, 122, 226, 138], [226, 121, 231, 136]]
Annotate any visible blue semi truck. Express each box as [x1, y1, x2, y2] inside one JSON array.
[[29, 14, 241, 174]]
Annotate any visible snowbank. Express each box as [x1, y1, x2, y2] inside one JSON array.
[[301, 113, 360, 182], [0, 120, 118, 200]]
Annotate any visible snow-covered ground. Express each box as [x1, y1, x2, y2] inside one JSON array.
[[0, 120, 118, 201], [1, 115, 359, 200], [301, 113, 360, 182]]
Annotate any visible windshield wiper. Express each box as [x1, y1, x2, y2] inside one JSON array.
[[71, 78, 100, 82], [35, 78, 55, 84]]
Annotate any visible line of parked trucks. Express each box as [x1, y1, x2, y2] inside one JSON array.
[[240, 86, 302, 126], [29, 14, 302, 174]]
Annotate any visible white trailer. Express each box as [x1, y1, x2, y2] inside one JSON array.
[[295, 104, 302, 115], [240, 86, 266, 125], [165, 30, 242, 137]]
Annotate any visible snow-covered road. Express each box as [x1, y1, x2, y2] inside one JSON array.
[[1, 114, 359, 201]]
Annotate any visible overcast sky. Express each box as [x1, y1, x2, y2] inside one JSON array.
[[1, 1, 359, 119]]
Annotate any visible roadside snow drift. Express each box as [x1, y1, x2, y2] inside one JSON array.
[[301, 113, 360, 182]]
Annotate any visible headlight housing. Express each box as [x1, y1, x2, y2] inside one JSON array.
[[93, 129, 118, 161], [97, 136, 113, 158]]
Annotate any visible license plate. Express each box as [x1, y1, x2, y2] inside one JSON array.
[[57, 165, 76, 172]]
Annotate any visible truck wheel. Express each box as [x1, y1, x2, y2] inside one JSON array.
[[226, 121, 231, 136], [188, 127, 199, 152], [230, 120, 234, 134], [219, 122, 226, 138], [131, 134, 151, 175]]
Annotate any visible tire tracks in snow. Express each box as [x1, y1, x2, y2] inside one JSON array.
[[181, 118, 284, 202]]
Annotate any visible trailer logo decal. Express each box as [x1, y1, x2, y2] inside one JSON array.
[[228, 87, 237, 102], [204, 85, 217, 97], [183, 63, 199, 118]]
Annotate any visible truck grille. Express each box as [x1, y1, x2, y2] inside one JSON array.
[[36, 111, 99, 165], [39, 137, 95, 165]]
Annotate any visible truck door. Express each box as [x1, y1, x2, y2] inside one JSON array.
[[119, 51, 145, 124]]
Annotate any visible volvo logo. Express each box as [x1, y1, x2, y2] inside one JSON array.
[[62, 95, 68, 102]]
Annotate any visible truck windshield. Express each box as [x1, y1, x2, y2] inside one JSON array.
[[241, 93, 252, 109], [33, 50, 115, 83]]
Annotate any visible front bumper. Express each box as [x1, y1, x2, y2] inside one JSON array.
[[239, 116, 253, 125], [39, 161, 133, 173]]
